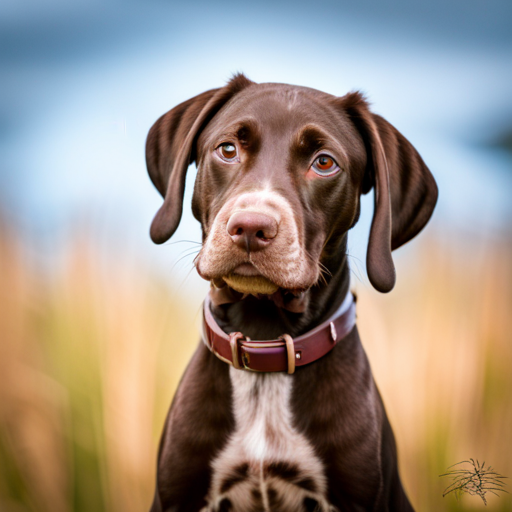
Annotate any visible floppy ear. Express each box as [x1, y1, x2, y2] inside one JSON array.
[[340, 92, 438, 293], [146, 74, 254, 244]]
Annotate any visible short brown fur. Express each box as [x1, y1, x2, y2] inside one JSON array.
[[146, 75, 437, 511]]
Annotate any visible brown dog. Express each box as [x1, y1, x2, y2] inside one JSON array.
[[146, 74, 438, 512]]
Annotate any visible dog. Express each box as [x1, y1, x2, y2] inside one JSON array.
[[146, 74, 438, 512]]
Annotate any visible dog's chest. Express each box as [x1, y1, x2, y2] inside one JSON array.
[[205, 368, 331, 511]]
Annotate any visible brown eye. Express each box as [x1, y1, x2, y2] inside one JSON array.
[[218, 143, 238, 161], [311, 154, 340, 176]]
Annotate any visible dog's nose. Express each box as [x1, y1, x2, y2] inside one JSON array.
[[227, 211, 278, 252]]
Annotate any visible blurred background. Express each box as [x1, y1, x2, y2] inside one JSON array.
[[1, 0, 511, 510]]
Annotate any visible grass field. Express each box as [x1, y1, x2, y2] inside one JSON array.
[[1, 222, 510, 511]]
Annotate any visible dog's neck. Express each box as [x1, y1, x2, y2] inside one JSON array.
[[209, 238, 351, 340]]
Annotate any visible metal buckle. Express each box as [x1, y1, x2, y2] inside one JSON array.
[[229, 332, 246, 369], [279, 334, 296, 374], [231, 333, 296, 374]]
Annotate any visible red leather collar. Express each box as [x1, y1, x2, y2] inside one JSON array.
[[202, 291, 356, 374]]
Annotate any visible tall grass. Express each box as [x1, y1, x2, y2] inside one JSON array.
[[0, 224, 199, 512], [357, 232, 512, 511], [0, 222, 510, 511]]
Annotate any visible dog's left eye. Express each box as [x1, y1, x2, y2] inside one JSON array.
[[217, 143, 238, 162], [311, 155, 340, 176]]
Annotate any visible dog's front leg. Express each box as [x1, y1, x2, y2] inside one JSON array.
[[150, 343, 235, 512]]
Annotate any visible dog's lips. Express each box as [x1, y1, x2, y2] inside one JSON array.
[[196, 250, 316, 295], [200, 264, 310, 293], [201, 260, 310, 312]]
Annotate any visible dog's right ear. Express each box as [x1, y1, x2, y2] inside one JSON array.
[[146, 74, 254, 244]]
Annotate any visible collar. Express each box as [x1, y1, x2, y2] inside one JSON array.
[[202, 290, 356, 374]]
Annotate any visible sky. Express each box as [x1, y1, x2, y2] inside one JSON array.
[[1, 0, 511, 294]]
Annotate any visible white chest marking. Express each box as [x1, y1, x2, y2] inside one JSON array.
[[232, 369, 295, 460], [205, 369, 329, 511]]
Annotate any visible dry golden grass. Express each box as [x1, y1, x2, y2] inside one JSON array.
[[357, 233, 512, 511], [0, 224, 199, 512], [0, 221, 510, 511]]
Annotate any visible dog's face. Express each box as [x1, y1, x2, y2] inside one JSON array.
[[146, 75, 438, 295], [193, 84, 366, 295]]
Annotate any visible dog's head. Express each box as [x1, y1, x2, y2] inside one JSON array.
[[146, 75, 437, 296]]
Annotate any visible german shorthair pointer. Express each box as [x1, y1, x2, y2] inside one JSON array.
[[146, 74, 438, 512]]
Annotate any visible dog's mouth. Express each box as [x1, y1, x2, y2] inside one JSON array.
[[209, 263, 308, 312], [213, 263, 280, 294], [223, 263, 279, 295]]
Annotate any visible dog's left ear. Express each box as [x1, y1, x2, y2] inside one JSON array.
[[146, 74, 254, 244], [339, 92, 438, 293]]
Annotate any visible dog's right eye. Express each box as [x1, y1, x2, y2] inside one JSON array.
[[217, 143, 238, 162], [310, 154, 340, 177]]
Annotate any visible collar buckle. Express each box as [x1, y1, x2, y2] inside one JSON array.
[[229, 332, 296, 374], [229, 332, 246, 370], [205, 291, 356, 374], [278, 334, 296, 374]]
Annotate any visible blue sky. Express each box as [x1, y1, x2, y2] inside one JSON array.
[[1, 0, 511, 293]]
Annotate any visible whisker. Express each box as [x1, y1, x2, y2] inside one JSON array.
[[168, 239, 202, 246], [177, 247, 201, 260], [176, 264, 201, 291], [346, 252, 364, 265], [170, 249, 201, 273], [304, 249, 332, 276], [347, 251, 364, 283], [317, 269, 329, 286], [176, 246, 202, 258], [349, 267, 364, 284], [347, 252, 365, 284], [318, 260, 332, 277], [303, 248, 332, 287]]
